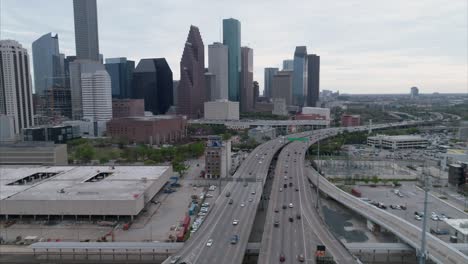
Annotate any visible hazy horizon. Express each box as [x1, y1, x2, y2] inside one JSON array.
[[2, 0, 467, 95]]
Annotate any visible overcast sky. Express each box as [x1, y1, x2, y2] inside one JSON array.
[[2, 0, 467, 94]]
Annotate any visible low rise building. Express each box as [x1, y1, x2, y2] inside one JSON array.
[[248, 126, 276, 143], [367, 135, 429, 150], [341, 114, 361, 127], [448, 162, 468, 188], [204, 136, 231, 179], [112, 98, 145, 118], [0, 142, 68, 165], [444, 219, 468, 243], [106, 115, 187, 145], [23, 125, 80, 144], [204, 100, 239, 120], [301, 107, 330, 120]]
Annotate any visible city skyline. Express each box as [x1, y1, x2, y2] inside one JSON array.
[[2, 0, 467, 94]]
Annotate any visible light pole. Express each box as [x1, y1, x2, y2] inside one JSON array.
[[419, 171, 429, 264], [316, 139, 320, 209]]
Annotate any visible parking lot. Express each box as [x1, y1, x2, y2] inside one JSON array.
[[356, 182, 468, 242]]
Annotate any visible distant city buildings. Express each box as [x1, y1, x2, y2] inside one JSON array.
[[341, 114, 361, 127], [271, 70, 293, 106], [272, 98, 287, 116], [0, 142, 68, 165], [105, 57, 135, 99], [106, 115, 187, 145], [81, 67, 112, 124], [307, 54, 320, 107], [204, 100, 239, 120], [73, 0, 100, 61], [282, 59, 294, 70], [411, 86, 419, 98], [208, 42, 228, 100], [177, 26, 206, 118], [0, 40, 35, 134], [223, 18, 241, 102], [204, 136, 231, 179], [240, 47, 254, 112], [292, 46, 308, 106], [32, 33, 64, 95], [264, 67, 279, 98], [23, 124, 80, 143], [204, 72, 216, 101], [132, 58, 173, 115], [367, 135, 428, 150]]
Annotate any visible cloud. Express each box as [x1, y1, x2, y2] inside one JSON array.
[[1, 0, 467, 94]]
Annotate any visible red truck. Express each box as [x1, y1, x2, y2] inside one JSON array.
[[351, 188, 362, 197]]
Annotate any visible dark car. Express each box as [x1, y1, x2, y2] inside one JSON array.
[[296, 214, 301, 219], [228, 199, 233, 205], [298, 254, 305, 262], [274, 208, 279, 213], [283, 183, 287, 188], [279, 253, 285, 262], [289, 182, 293, 187], [289, 216, 294, 222], [225, 192, 231, 197], [230, 235, 239, 244], [282, 204, 287, 209], [274, 220, 280, 227], [295, 188, 299, 192]]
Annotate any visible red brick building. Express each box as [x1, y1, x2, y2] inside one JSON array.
[[106, 115, 187, 145], [341, 114, 361, 127], [112, 99, 145, 118]]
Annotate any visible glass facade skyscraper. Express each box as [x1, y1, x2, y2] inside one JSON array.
[[307, 54, 320, 107], [105, 57, 135, 99], [264, 67, 279, 98], [73, 0, 100, 61], [223, 18, 241, 102], [32, 33, 64, 95], [292, 46, 308, 106]]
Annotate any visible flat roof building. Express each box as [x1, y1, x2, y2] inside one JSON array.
[[341, 114, 361, 127], [204, 100, 239, 120], [367, 135, 429, 150], [0, 166, 172, 218], [0, 142, 68, 165]]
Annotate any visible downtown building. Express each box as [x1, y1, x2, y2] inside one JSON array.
[[292, 46, 308, 107], [73, 0, 100, 61], [105, 57, 135, 99], [0, 40, 35, 135], [307, 54, 320, 107], [132, 58, 173, 115], [208, 42, 228, 100], [223, 18, 241, 102], [177, 26, 206, 118], [264, 67, 278, 98], [240, 47, 254, 112], [271, 70, 293, 106], [283, 59, 294, 70]]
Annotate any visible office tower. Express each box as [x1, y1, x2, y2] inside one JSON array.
[[73, 0, 99, 61], [410, 86, 419, 98], [69, 61, 104, 119], [253, 81, 259, 105], [223, 18, 241, 102], [205, 72, 216, 101], [292, 46, 308, 106], [272, 70, 293, 105], [0, 40, 35, 134], [208, 42, 228, 100], [105, 58, 135, 99], [240, 47, 254, 112], [307, 54, 320, 107], [177, 25, 206, 118], [81, 69, 112, 122], [32, 33, 64, 95], [264, 67, 279, 98], [283, 59, 294, 70], [132, 58, 173, 115]]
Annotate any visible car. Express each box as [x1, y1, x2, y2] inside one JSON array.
[[415, 215, 422, 221], [284, 183, 287, 188], [295, 188, 299, 192], [205, 194, 213, 198], [289, 216, 294, 222], [225, 192, 231, 197], [274, 208, 279, 213], [230, 235, 239, 244], [274, 220, 280, 227], [284, 176, 288, 180], [259, 161, 262, 164], [279, 188, 283, 192], [296, 214, 301, 219], [232, 219, 239, 225], [279, 253, 285, 262], [198, 212, 207, 216], [248, 198, 253, 202], [298, 254, 305, 262], [251, 190, 256, 195], [228, 199, 233, 205], [206, 239, 213, 247], [202, 202, 210, 207], [170, 255, 181, 263], [431, 216, 439, 221], [240, 203, 245, 207], [244, 182, 248, 187], [282, 204, 287, 209], [289, 203, 293, 208], [289, 182, 293, 187]]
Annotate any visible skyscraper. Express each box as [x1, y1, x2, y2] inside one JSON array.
[[73, 0, 100, 61], [264, 67, 279, 98], [283, 59, 294, 70], [0, 40, 35, 134], [177, 25, 206, 118], [208, 42, 228, 100], [306, 54, 320, 107], [292, 46, 308, 106], [204, 72, 216, 101], [132, 58, 173, 115], [240, 47, 254, 112], [223, 18, 241, 102], [32, 33, 64, 95], [81, 69, 112, 122], [272, 70, 293, 106], [105, 57, 135, 99]]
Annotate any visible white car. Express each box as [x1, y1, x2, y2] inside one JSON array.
[[232, 219, 239, 225], [206, 239, 213, 247], [240, 203, 245, 207], [170, 255, 181, 264], [415, 215, 422, 221], [289, 203, 294, 208]]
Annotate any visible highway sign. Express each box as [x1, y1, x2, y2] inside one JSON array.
[[287, 137, 309, 142]]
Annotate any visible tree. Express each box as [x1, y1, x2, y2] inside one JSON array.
[[172, 157, 188, 177], [75, 143, 95, 163], [99, 157, 109, 164], [363, 177, 370, 184], [371, 176, 379, 185], [222, 133, 232, 141]]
